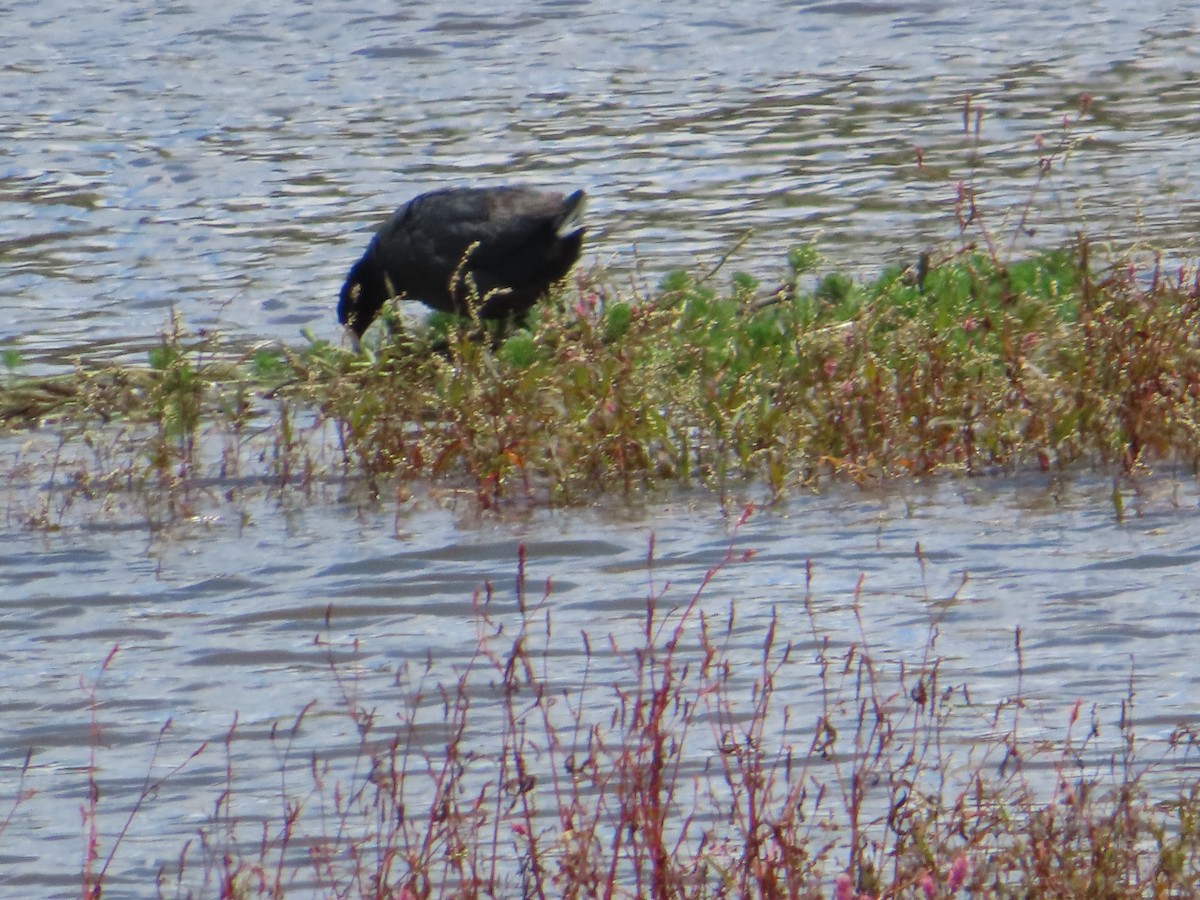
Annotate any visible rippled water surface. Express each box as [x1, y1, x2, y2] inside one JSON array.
[[5, 1, 1200, 895], [3, 476, 1200, 894], [5, 0, 1200, 371]]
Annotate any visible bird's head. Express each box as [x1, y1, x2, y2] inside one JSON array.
[[337, 256, 389, 347]]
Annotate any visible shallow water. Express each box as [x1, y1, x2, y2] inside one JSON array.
[[3, 475, 1200, 894], [5, 0, 1200, 894]]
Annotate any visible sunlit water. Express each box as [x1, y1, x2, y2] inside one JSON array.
[[5, 0, 1200, 894]]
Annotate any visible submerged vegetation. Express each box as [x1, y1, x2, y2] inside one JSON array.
[[29, 539, 1200, 897], [4, 232, 1200, 524]]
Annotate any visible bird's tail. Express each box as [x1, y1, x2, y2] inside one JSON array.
[[556, 189, 587, 238]]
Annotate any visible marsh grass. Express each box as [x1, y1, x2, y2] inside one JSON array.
[[5, 99, 1200, 522], [29, 536, 1200, 897], [6, 229, 1200, 527]]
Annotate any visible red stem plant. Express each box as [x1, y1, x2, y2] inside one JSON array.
[[116, 523, 1200, 896], [17, 520, 1200, 896]]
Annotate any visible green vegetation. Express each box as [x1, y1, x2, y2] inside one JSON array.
[[4, 234, 1200, 523]]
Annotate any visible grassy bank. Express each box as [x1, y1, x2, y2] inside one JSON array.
[[4, 232, 1200, 525]]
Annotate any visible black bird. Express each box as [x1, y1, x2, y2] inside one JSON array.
[[338, 185, 587, 345]]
